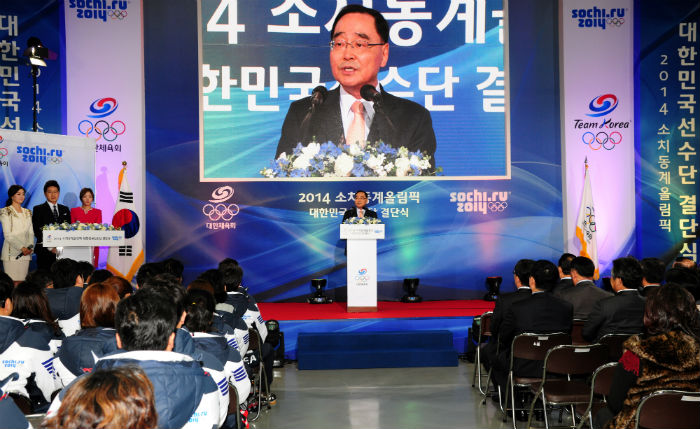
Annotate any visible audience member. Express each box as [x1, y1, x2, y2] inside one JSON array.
[[558, 256, 611, 319], [593, 284, 700, 429], [162, 257, 185, 283], [42, 366, 158, 429], [25, 269, 53, 288], [47, 258, 85, 336], [672, 256, 697, 270], [0, 372, 31, 429], [101, 275, 133, 299], [665, 266, 700, 301], [55, 283, 120, 385], [639, 257, 665, 297], [89, 268, 113, 284], [135, 262, 164, 289], [553, 253, 575, 296], [76, 261, 95, 285], [47, 289, 224, 428], [583, 257, 646, 342]]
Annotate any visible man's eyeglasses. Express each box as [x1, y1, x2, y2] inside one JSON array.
[[355, 196, 368, 200], [330, 39, 385, 50]]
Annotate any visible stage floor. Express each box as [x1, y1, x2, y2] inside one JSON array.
[[258, 300, 495, 360]]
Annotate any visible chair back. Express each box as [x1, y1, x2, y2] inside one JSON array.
[[543, 344, 609, 376], [511, 332, 571, 362], [598, 333, 634, 361], [635, 390, 700, 429], [572, 319, 589, 345], [591, 362, 618, 396], [479, 311, 493, 339]]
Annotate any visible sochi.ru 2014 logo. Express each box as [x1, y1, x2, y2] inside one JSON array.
[[78, 97, 126, 145], [574, 94, 629, 151], [0, 136, 8, 167], [450, 190, 509, 215], [203, 186, 239, 230], [68, 0, 128, 22], [571, 7, 625, 30]]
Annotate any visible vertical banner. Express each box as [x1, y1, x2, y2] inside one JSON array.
[[63, 0, 144, 260], [636, 1, 699, 262], [561, 0, 635, 272]]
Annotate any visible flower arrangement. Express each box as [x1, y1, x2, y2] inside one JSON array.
[[260, 141, 439, 178], [42, 222, 121, 231], [343, 217, 383, 225]]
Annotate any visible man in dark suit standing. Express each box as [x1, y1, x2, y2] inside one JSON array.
[[341, 190, 377, 222], [276, 5, 437, 169], [583, 257, 646, 342], [32, 180, 71, 271], [552, 253, 575, 297], [558, 256, 612, 319]]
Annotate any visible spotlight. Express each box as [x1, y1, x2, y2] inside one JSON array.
[[401, 278, 422, 303], [484, 276, 502, 301], [22, 36, 55, 132], [308, 278, 332, 304]]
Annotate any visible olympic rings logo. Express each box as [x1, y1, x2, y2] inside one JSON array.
[[607, 17, 624, 26], [0, 147, 7, 158], [354, 276, 369, 282], [111, 10, 127, 20], [49, 157, 62, 165], [488, 202, 508, 212], [582, 131, 622, 150], [78, 120, 126, 142], [585, 206, 597, 233], [202, 203, 240, 221]]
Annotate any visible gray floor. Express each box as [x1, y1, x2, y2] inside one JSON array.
[[251, 361, 512, 429]]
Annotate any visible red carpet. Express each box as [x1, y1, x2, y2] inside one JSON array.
[[258, 300, 495, 321]]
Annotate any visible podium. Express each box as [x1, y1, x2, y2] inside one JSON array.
[[43, 230, 125, 264], [340, 223, 385, 312]]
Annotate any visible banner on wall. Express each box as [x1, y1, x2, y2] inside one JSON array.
[[561, 0, 636, 273], [63, 0, 145, 256]]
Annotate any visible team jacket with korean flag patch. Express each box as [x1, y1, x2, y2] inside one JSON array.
[[47, 350, 222, 429], [54, 326, 117, 386], [192, 332, 251, 404], [0, 316, 58, 402]]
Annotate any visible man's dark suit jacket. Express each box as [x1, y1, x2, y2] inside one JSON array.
[[553, 277, 574, 297], [640, 284, 660, 297], [492, 292, 573, 388], [582, 289, 645, 342], [276, 87, 437, 168], [32, 201, 71, 270], [482, 287, 532, 367], [341, 207, 377, 222], [558, 280, 613, 319]]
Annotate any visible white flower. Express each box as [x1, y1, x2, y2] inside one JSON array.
[[292, 154, 311, 170], [277, 152, 287, 160], [395, 157, 411, 176], [301, 143, 320, 158], [334, 153, 354, 176], [409, 155, 422, 168], [365, 154, 384, 170], [347, 143, 362, 156], [384, 162, 394, 172]]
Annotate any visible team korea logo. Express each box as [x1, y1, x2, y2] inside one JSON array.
[[78, 97, 125, 152], [574, 94, 629, 151], [203, 186, 239, 230]]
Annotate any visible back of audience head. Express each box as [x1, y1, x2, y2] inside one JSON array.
[[81, 283, 120, 329], [11, 282, 62, 335], [51, 258, 83, 289], [220, 263, 243, 293], [218, 257, 239, 272], [135, 262, 164, 289], [76, 261, 95, 285], [141, 273, 187, 324], [26, 269, 53, 289], [530, 260, 559, 291], [673, 256, 697, 270], [610, 257, 643, 291], [513, 259, 535, 287], [89, 269, 114, 284], [570, 256, 595, 280], [665, 266, 699, 287], [115, 290, 178, 351], [162, 258, 184, 280], [557, 253, 576, 277], [101, 276, 133, 299], [0, 272, 13, 315], [41, 366, 158, 429], [640, 257, 666, 285], [184, 289, 216, 333], [643, 283, 700, 338], [197, 269, 226, 303]]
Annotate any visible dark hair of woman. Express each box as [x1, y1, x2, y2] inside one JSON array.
[[78, 187, 94, 200], [184, 289, 216, 333], [100, 276, 133, 299], [10, 282, 62, 336], [80, 283, 120, 329], [41, 366, 158, 429], [5, 184, 26, 207], [643, 282, 700, 338]]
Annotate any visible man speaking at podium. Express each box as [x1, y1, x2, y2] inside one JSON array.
[[342, 190, 377, 222], [276, 5, 437, 167]]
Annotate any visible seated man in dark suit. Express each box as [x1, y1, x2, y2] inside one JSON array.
[[276, 5, 436, 169], [558, 256, 611, 319], [639, 257, 665, 297], [32, 180, 71, 271], [491, 260, 573, 397], [482, 259, 535, 369], [552, 253, 575, 297], [341, 190, 377, 222], [46, 258, 85, 337], [582, 257, 646, 342]]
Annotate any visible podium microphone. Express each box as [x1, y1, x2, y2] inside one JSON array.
[[301, 85, 328, 130], [16, 244, 33, 259], [361, 85, 394, 132]]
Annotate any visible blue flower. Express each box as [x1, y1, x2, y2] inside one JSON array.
[[351, 163, 365, 177], [289, 168, 309, 177], [293, 142, 304, 156], [378, 142, 397, 155]]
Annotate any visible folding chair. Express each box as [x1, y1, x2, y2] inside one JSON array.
[[472, 311, 493, 395], [527, 344, 609, 429], [245, 327, 271, 421], [635, 390, 700, 429], [598, 333, 633, 362], [571, 319, 590, 346], [574, 362, 618, 429], [504, 332, 571, 429]]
